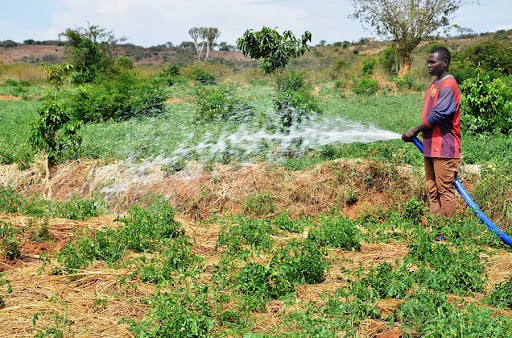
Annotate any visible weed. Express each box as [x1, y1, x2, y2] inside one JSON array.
[[242, 192, 277, 216]]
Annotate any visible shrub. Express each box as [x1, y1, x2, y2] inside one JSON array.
[[67, 73, 168, 122], [459, 37, 512, 75], [192, 85, 242, 123], [361, 57, 377, 76], [461, 75, 512, 134], [353, 76, 379, 95]]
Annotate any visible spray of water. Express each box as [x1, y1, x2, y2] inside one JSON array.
[[165, 108, 401, 166], [99, 108, 400, 199]]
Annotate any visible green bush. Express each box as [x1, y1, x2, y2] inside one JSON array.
[[392, 74, 414, 91], [461, 75, 512, 134], [353, 76, 379, 95], [361, 57, 377, 76], [67, 73, 167, 122], [459, 37, 512, 75]]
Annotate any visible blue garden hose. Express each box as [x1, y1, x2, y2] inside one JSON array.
[[411, 136, 512, 247]]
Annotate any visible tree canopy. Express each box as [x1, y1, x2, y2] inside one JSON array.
[[349, 0, 469, 75], [236, 26, 312, 75]]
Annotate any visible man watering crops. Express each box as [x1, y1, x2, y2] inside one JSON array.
[[402, 46, 461, 223]]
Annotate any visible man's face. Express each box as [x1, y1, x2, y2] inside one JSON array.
[[427, 52, 447, 77]]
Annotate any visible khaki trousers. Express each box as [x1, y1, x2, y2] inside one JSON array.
[[424, 157, 460, 217]]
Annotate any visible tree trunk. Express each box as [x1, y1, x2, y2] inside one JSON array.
[[399, 54, 412, 76], [42, 150, 52, 200]]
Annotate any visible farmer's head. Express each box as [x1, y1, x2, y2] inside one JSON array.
[[427, 46, 451, 77]]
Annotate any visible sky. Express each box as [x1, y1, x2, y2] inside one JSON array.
[[1, 0, 511, 47]]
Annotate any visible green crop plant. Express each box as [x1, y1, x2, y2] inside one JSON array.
[[270, 240, 328, 284], [134, 237, 201, 284], [308, 215, 361, 250], [487, 275, 512, 308], [271, 212, 307, 233], [56, 227, 124, 273], [407, 231, 486, 295], [397, 289, 512, 337], [128, 286, 214, 338], [0, 272, 12, 309], [0, 221, 21, 260], [115, 195, 184, 253], [350, 261, 415, 300], [217, 216, 275, 258], [29, 218, 53, 243]]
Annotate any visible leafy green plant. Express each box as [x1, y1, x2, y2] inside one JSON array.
[[487, 275, 512, 308], [407, 231, 485, 294], [32, 309, 74, 338], [135, 237, 200, 284], [56, 227, 123, 273], [0, 221, 21, 260], [353, 76, 379, 95], [29, 218, 53, 243], [271, 212, 306, 233], [270, 240, 328, 284], [217, 217, 274, 257], [308, 215, 361, 251], [0, 272, 12, 309], [128, 286, 214, 337], [351, 261, 415, 300], [116, 195, 184, 253], [461, 75, 512, 134]]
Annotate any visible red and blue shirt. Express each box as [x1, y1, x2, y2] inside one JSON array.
[[421, 75, 461, 158]]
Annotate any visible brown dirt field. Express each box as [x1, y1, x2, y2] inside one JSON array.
[[0, 158, 509, 337]]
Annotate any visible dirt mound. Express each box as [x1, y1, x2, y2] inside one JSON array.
[[0, 158, 423, 219]]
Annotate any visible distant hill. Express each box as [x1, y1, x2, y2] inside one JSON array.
[[0, 43, 249, 67]]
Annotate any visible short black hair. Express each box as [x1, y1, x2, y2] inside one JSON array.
[[429, 46, 451, 64]]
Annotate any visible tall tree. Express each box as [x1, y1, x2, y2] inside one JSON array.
[[203, 27, 221, 61], [237, 26, 311, 80], [189, 27, 205, 61], [59, 24, 125, 83], [349, 0, 469, 75]]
